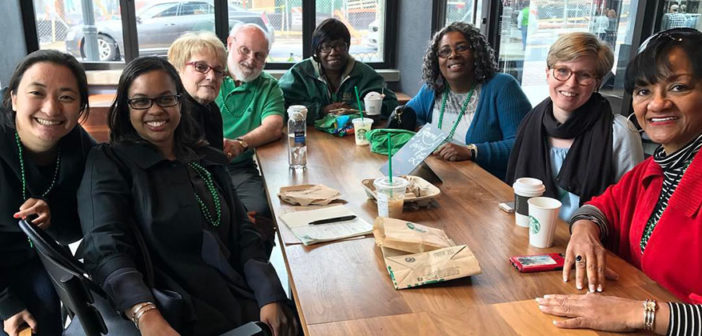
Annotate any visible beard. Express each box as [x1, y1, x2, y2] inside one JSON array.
[[228, 59, 262, 82]]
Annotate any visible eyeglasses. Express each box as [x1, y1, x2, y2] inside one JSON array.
[[437, 43, 471, 59], [186, 61, 225, 78], [127, 94, 181, 110], [318, 41, 348, 54], [236, 45, 267, 63], [638, 28, 699, 54], [551, 67, 597, 86]]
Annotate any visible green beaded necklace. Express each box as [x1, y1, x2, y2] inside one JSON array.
[[15, 132, 61, 201], [188, 161, 222, 227]]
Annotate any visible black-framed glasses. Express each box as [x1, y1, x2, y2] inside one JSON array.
[[638, 28, 700, 53], [551, 67, 597, 86], [127, 94, 181, 110], [437, 43, 471, 58], [185, 61, 225, 78], [318, 41, 348, 54]]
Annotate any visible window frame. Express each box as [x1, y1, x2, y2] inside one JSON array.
[[21, 0, 397, 71]]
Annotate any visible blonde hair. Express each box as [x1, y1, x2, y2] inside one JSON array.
[[168, 31, 227, 72], [546, 32, 614, 79]]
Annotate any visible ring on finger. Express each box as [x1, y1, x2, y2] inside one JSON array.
[[575, 255, 585, 265]]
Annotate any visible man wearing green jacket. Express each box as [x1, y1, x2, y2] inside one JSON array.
[[279, 18, 398, 123]]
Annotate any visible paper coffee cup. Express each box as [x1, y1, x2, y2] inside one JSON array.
[[512, 177, 546, 227], [373, 176, 408, 218], [364, 92, 383, 116], [352, 118, 374, 146], [528, 197, 562, 248]]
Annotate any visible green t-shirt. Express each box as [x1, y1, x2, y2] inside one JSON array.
[[215, 71, 285, 164]]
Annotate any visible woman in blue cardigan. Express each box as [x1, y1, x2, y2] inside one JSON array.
[[407, 22, 531, 180]]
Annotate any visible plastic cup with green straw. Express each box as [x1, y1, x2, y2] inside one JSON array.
[[387, 133, 393, 184], [354, 86, 365, 121]]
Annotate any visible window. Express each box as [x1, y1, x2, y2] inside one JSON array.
[[445, 1, 477, 26], [26, 0, 396, 69]]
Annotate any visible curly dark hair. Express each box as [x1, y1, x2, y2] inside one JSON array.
[[422, 22, 497, 93]]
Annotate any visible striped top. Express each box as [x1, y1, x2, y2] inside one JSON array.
[[641, 134, 702, 251], [667, 302, 702, 336]]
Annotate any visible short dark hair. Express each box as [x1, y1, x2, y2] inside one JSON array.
[[422, 21, 497, 93], [108, 56, 202, 151], [311, 18, 351, 60], [2, 49, 89, 126], [625, 28, 702, 94]]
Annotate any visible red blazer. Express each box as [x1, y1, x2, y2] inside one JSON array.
[[587, 152, 702, 304]]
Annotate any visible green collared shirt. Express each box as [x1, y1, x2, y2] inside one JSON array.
[[215, 71, 285, 164]]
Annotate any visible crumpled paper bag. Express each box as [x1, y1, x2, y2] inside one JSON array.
[[373, 217, 481, 289], [278, 184, 341, 206]]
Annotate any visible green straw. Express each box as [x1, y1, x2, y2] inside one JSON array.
[[354, 86, 365, 120], [387, 133, 393, 183]]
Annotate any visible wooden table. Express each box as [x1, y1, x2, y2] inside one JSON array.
[[256, 128, 675, 335]]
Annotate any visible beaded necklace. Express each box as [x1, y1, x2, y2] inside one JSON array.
[[15, 132, 61, 201], [188, 161, 221, 227]]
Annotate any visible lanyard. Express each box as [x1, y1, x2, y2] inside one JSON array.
[[438, 86, 475, 141]]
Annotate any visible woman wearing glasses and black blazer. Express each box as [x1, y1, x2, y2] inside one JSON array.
[[506, 32, 644, 221], [77, 57, 297, 336], [407, 21, 531, 181]]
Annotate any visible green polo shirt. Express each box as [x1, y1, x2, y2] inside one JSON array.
[[215, 71, 285, 164]]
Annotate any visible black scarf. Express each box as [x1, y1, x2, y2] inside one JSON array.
[[506, 92, 615, 205]]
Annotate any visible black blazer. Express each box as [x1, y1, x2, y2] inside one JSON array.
[[77, 142, 285, 335], [185, 93, 224, 151], [0, 123, 95, 318]]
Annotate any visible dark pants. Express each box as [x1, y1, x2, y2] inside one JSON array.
[[227, 159, 275, 256], [1, 259, 62, 336]]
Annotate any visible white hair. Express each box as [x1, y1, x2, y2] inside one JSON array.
[[229, 23, 271, 51]]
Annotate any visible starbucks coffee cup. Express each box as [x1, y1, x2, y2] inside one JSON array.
[[528, 197, 562, 248], [512, 177, 546, 227]]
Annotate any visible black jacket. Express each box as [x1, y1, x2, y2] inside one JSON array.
[[185, 93, 224, 151], [0, 123, 95, 318], [77, 142, 285, 335]]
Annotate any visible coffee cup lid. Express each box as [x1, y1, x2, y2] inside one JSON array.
[[513, 177, 546, 197]]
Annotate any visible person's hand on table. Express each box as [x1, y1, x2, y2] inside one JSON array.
[[3, 309, 36, 336], [536, 292, 645, 332], [323, 102, 353, 115], [563, 220, 618, 292], [433, 142, 471, 161], [260, 302, 298, 336], [223, 138, 247, 161], [13, 198, 51, 230]]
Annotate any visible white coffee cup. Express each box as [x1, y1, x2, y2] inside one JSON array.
[[363, 91, 383, 116], [528, 197, 562, 248], [512, 177, 546, 227]]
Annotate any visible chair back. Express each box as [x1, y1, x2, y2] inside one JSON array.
[[18, 219, 138, 336]]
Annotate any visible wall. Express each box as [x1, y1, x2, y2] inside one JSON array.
[[395, 0, 433, 97], [0, 1, 27, 88]]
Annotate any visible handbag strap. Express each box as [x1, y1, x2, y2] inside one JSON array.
[[102, 145, 156, 287]]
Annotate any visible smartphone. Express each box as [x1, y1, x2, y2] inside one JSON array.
[[509, 253, 565, 272], [498, 201, 515, 213]]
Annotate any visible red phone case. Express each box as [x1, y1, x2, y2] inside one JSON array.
[[509, 253, 565, 272]]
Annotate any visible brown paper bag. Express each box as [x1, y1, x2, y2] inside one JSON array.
[[278, 184, 341, 206], [373, 217, 481, 289], [372, 217, 454, 253]]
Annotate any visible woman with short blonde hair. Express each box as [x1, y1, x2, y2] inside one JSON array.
[[168, 31, 227, 150], [507, 32, 643, 221]]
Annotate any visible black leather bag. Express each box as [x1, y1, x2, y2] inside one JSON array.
[[386, 105, 417, 131]]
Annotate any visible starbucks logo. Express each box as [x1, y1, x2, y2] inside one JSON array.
[[529, 216, 541, 234], [356, 128, 367, 140]]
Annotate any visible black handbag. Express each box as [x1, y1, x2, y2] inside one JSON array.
[[386, 105, 417, 131]]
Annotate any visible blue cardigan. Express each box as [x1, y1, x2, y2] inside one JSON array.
[[407, 73, 531, 180]]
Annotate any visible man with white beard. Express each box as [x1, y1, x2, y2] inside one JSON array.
[[216, 24, 284, 255]]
